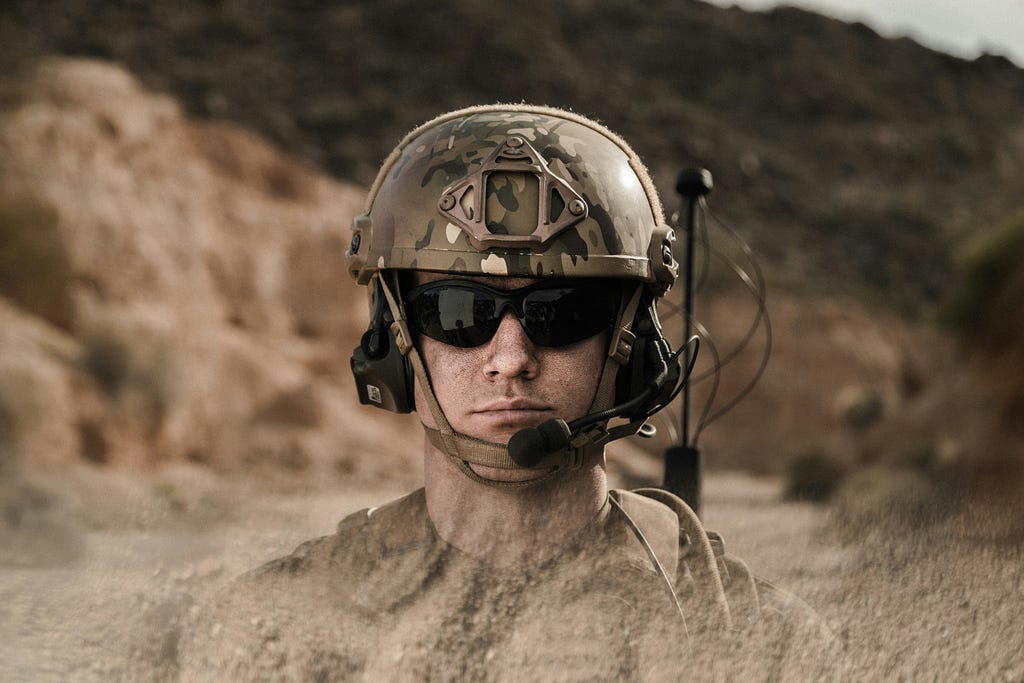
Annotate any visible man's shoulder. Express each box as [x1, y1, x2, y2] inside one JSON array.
[[179, 489, 432, 680], [234, 487, 431, 590]]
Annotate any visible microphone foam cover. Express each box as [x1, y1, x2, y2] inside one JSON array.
[[508, 419, 571, 468]]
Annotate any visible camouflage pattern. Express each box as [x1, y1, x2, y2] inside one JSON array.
[[347, 106, 678, 293]]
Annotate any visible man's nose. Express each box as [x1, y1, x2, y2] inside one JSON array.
[[483, 310, 538, 380]]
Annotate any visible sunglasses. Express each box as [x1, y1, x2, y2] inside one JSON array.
[[404, 279, 621, 348]]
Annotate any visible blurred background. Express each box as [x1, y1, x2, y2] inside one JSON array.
[[1, 1, 1023, 680]]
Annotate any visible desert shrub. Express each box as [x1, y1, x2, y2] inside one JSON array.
[[830, 466, 934, 539], [899, 440, 964, 511], [251, 386, 323, 428], [77, 420, 108, 464], [830, 460, 962, 541], [839, 386, 885, 430], [784, 449, 845, 503], [943, 207, 1024, 348], [82, 330, 131, 396], [0, 194, 74, 331], [943, 208, 1024, 445], [80, 321, 176, 434], [896, 440, 938, 470]]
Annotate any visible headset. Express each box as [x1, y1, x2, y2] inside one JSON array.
[[350, 277, 415, 413], [350, 276, 686, 463]]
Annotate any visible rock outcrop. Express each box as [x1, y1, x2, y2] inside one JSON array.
[[0, 57, 421, 484]]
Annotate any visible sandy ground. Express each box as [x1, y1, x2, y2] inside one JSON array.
[[2, 466, 1022, 682]]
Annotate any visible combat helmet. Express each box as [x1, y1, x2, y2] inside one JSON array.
[[347, 105, 682, 486]]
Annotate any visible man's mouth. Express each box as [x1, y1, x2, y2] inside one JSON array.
[[472, 399, 553, 426]]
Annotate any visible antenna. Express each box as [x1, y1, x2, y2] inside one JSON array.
[[662, 168, 712, 516]]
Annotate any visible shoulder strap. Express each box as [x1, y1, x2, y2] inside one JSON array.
[[609, 489, 680, 575], [707, 531, 762, 628], [629, 488, 734, 633]]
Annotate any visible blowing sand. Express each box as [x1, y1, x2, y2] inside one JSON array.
[[2, 466, 1021, 681]]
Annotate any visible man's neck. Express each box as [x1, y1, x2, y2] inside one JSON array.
[[423, 441, 608, 567]]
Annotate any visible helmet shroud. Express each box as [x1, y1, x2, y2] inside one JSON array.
[[348, 104, 677, 293]]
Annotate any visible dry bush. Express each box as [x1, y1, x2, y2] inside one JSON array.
[[829, 449, 963, 541], [250, 386, 324, 429], [836, 385, 885, 431], [941, 207, 1024, 518], [79, 318, 177, 437], [783, 449, 845, 503], [944, 207, 1024, 350]]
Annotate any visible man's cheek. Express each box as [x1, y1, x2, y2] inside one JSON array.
[[413, 378, 438, 429]]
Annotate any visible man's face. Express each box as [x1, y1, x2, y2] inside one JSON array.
[[411, 272, 609, 448]]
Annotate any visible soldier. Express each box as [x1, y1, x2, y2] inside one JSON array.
[[181, 105, 837, 680]]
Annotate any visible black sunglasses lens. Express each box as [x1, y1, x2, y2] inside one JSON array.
[[406, 281, 619, 348], [522, 286, 617, 346], [406, 286, 499, 347]]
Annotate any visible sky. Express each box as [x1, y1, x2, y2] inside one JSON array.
[[706, 0, 1024, 66]]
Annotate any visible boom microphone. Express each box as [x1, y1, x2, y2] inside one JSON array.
[[507, 419, 573, 468], [507, 329, 691, 469], [507, 384, 660, 468]]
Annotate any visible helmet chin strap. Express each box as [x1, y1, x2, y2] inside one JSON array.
[[377, 273, 643, 490]]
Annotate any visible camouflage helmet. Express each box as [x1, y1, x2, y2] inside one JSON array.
[[347, 104, 678, 294]]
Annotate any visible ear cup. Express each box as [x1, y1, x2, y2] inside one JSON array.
[[613, 301, 679, 414], [350, 325, 416, 413], [349, 278, 416, 414]]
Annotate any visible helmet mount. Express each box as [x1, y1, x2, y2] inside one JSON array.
[[437, 135, 589, 250]]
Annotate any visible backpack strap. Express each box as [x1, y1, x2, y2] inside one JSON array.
[[708, 532, 762, 628], [617, 488, 734, 633]]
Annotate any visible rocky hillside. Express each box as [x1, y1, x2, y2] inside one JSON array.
[[2, 0, 1023, 521], [3, 0, 1023, 315], [0, 57, 1010, 503], [0, 58, 422, 486]]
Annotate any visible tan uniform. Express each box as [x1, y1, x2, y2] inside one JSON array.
[[180, 489, 839, 681]]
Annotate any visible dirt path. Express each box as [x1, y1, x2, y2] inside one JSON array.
[[2, 468, 1022, 681]]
